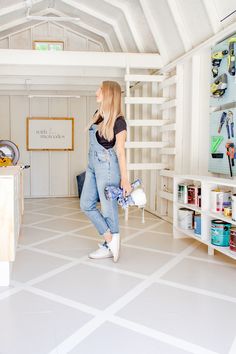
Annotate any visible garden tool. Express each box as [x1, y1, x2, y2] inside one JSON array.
[[211, 136, 224, 158], [226, 142, 235, 177], [211, 49, 228, 77], [226, 110, 234, 139], [218, 111, 227, 133], [228, 38, 236, 76], [211, 73, 228, 97]]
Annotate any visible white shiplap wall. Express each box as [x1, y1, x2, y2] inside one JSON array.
[[0, 95, 97, 197], [0, 22, 101, 198], [0, 22, 103, 51]]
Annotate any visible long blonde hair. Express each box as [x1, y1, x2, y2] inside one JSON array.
[[86, 81, 124, 141]]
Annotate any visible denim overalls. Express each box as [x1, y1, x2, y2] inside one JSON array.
[[80, 123, 121, 236]]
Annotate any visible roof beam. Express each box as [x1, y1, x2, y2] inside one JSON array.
[[166, 0, 192, 52], [0, 8, 113, 52], [39, 8, 114, 51], [202, 0, 222, 34], [139, 0, 169, 64], [159, 17, 236, 73], [0, 0, 45, 17], [103, 0, 143, 52], [0, 49, 163, 68], [61, 0, 128, 51]]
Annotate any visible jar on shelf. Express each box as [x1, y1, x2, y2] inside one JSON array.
[[211, 220, 231, 246], [178, 208, 194, 230]]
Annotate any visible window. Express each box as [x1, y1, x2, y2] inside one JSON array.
[[33, 41, 64, 51]]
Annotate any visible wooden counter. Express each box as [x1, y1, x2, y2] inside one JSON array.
[[0, 166, 24, 285]]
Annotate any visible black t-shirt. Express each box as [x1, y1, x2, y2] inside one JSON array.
[[94, 114, 127, 149]]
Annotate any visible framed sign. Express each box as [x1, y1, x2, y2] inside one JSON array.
[[26, 117, 74, 151]]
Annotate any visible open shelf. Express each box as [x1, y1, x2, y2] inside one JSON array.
[[176, 202, 201, 213], [175, 225, 236, 260], [173, 175, 236, 261]]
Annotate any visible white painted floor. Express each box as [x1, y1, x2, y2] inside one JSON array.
[[1, 197, 236, 354]]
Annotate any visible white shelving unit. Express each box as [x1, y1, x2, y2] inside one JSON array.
[[124, 69, 170, 221], [173, 174, 236, 261], [124, 67, 180, 222]]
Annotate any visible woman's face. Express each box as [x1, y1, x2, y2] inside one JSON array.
[[96, 86, 103, 103]]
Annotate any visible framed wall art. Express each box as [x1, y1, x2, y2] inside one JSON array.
[[26, 117, 74, 151]]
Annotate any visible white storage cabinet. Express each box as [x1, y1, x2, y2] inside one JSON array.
[[173, 174, 236, 260]]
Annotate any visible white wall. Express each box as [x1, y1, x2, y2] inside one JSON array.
[[0, 21, 105, 198], [0, 22, 104, 51], [0, 94, 97, 197]]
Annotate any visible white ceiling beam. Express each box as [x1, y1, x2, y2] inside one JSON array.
[[0, 76, 124, 85], [202, 0, 222, 34], [0, 66, 124, 77], [0, 0, 45, 17], [0, 8, 113, 52], [139, 0, 169, 64], [166, 0, 192, 52], [0, 16, 36, 33], [44, 8, 114, 51], [159, 18, 236, 73], [0, 49, 163, 68], [61, 0, 128, 51], [46, 20, 107, 51], [103, 0, 144, 52]]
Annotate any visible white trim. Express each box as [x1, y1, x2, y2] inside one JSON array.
[[26, 16, 80, 21], [0, 49, 163, 68], [190, 55, 201, 174], [61, 0, 128, 51], [103, 0, 144, 52], [139, 0, 169, 64], [202, 0, 222, 34], [160, 169, 175, 178], [159, 76, 177, 89], [125, 141, 168, 148], [125, 97, 167, 104], [127, 163, 167, 170], [160, 123, 176, 132], [127, 119, 169, 127], [125, 74, 166, 82], [166, 0, 192, 52], [0, 8, 112, 52], [0, 0, 44, 17], [28, 95, 80, 98], [160, 18, 236, 72], [159, 191, 173, 201]]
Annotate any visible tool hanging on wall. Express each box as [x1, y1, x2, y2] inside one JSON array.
[[218, 110, 234, 138], [218, 111, 227, 133], [211, 50, 228, 77], [226, 110, 234, 138], [211, 73, 228, 97], [226, 142, 235, 177], [211, 136, 224, 158], [228, 38, 236, 76]]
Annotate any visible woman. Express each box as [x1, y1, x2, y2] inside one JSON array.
[[80, 81, 132, 262]]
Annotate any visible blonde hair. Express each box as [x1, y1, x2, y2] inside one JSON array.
[[85, 81, 124, 141]]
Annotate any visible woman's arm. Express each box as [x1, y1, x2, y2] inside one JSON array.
[[116, 130, 132, 196]]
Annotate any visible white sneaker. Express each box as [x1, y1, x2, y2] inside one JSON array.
[[88, 243, 113, 259], [108, 233, 120, 263]]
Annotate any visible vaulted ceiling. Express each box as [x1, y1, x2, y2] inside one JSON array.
[[0, 0, 236, 64]]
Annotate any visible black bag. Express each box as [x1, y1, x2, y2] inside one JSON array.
[[76, 172, 86, 198], [76, 171, 100, 202]]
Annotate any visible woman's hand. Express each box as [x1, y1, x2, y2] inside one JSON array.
[[120, 178, 132, 197]]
